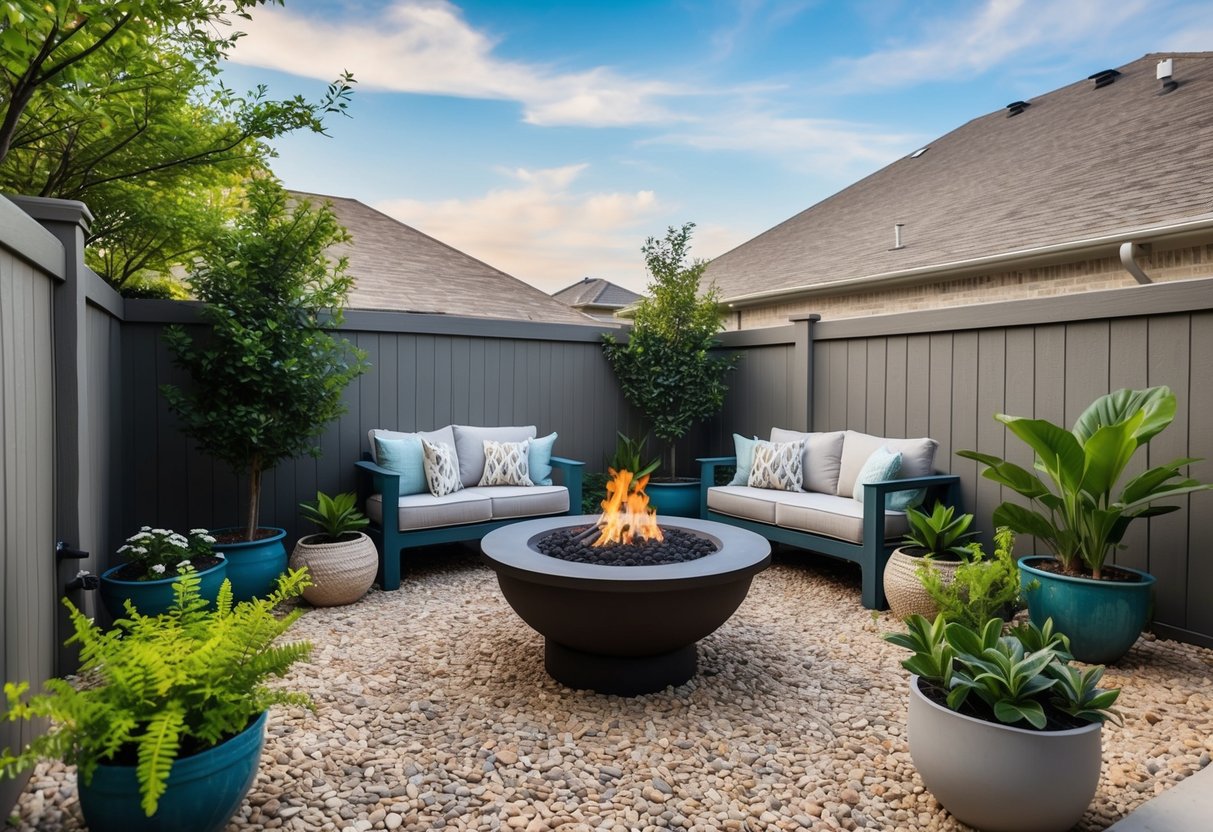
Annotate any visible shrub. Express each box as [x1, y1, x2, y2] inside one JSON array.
[[916, 527, 1021, 629]]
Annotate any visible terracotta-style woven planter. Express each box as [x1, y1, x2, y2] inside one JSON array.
[[289, 532, 378, 606], [883, 548, 961, 621]]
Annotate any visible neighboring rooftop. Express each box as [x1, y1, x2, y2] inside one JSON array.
[[291, 192, 595, 324], [551, 277, 642, 323], [706, 52, 1213, 306]]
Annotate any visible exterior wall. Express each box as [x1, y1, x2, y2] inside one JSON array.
[[730, 242, 1213, 329]]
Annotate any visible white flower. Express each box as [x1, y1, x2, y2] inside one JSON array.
[[117, 545, 130, 554], [176, 560, 191, 569], [215, 553, 226, 560], [202, 535, 216, 544], [131, 546, 148, 555], [150, 564, 166, 574], [140, 525, 152, 532], [190, 528, 209, 535]]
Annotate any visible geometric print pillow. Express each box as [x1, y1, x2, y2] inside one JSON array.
[[748, 440, 804, 491], [422, 440, 464, 497], [479, 439, 534, 487]]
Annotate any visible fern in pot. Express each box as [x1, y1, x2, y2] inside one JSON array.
[[289, 491, 378, 607], [883, 502, 979, 620]]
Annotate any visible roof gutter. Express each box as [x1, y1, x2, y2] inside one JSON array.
[[722, 213, 1213, 307]]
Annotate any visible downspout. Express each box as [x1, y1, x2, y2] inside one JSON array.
[[1119, 242, 1153, 284]]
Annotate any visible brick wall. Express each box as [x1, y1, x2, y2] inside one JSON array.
[[728, 242, 1213, 329]]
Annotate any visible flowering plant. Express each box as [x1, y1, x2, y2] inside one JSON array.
[[116, 527, 219, 581]]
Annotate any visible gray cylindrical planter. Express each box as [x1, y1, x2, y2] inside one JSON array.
[[908, 676, 1102, 832]]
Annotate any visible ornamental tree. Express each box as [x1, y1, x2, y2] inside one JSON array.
[[603, 223, 738, 477], [161, 179, 368, 540]]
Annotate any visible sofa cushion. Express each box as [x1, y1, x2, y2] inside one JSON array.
[[453, 425, 537, 487], [422, 439, 464, 497], [373, 435, 427, 495], [770, 428, 846, 494], [851, 447, 903, 501], [528, 432, 558, 486], [367, 490, 492, 531], [479, 439, 534, 487], [462, 486, 568, 519], [728, 434, 760, 486], [836, 430, 939, 497], [748, 440, 804, 491], [368, 426, 456, 465], [774, 491, 909, 544], [706, 486, 789, 524]]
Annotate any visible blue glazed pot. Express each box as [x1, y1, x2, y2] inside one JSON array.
[[78, 710, 267, 832], [212, 527, 287, 601], [99, 559, 228, 619], [645, 481, 701, 518], [1019, 555, 1156, 665]]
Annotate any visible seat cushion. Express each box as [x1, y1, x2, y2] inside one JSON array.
[[452, 425, 537, 487], [707, 486, 790, 524], [774, 491, 908, 544], [462, 486, 568, 519], [367, 490, 492, 531], [770, 428, 846, 494], [836, 431, 939, 497]]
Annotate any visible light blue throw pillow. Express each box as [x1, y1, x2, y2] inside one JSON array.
[[729, 434, 760, 486], [528, 432, 558, 486], [374, 435, 427, 496], [852, 446, 905, 509]]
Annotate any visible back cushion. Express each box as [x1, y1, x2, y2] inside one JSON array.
[[769, 428, 846, 494], [836, 430, 939, 496], [452, 425, 537, 487], [368, 426, 457, 465]]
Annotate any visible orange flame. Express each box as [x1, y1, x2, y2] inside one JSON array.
[[592, 468, 664, 546]]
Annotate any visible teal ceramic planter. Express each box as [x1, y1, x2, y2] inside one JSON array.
[[212, 527, 287, 601], [78, 710, 267, 832], [99, 559, 228, 619], [646, 481, 700, 517], [1019, 555, 1156, 664]]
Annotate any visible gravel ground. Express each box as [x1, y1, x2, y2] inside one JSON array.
[[12, 546, 1213, 831]]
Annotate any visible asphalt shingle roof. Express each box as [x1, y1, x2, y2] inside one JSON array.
[[705, 53, 1213, 302], [291, 192, 595, 324], [551, 277, 642, 309]]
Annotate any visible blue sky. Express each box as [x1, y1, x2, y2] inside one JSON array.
[[221, 0, 1212, 293]]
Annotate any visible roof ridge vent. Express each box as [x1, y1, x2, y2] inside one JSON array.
[[1006, 100, 1030, 117], [1088, 69, 1121, 89]]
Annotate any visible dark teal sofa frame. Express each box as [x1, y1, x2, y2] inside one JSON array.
[[698, 456, 960, 609], [357, 454, 584, 590]]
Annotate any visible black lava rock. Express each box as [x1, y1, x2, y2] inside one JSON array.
[[537, 527, 717, 566]]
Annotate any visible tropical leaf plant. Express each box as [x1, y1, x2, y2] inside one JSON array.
[[958, 386, 1211, 577], [300, 491, 369, 542], [608, 431, 661, 480], [901, 501, 980, 560]]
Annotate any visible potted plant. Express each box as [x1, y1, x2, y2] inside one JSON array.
[[603, 223, 739, 516], [914, 527, 1022, 630], [161, 179, 368, 600], [885, 614, 1121, 832], [883, 502, 979, 620], [958, 386, 1212, 662], [289, 491, 378, 606], [99, 526, 225, 618], [1, 569, 313, 832]]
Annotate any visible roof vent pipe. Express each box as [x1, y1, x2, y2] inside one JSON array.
[[1006, 100, 1030, 117], [1157, 58, 1178, 94], [891, 222, 905, 251], [1120, 241, 1153, 284]]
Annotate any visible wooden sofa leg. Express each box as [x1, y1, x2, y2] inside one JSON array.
[[379, 528, 402, 591]]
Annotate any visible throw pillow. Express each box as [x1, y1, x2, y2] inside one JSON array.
[[422, 440, 464, 497], [748, 440, 804, 491], [728, 434, 760, 486], [452, 425, 536, 487], [479, 439, 534, 487], [373, 435, 427, 496], [851, 447, 903, 506], [528, 432, 558, 486]]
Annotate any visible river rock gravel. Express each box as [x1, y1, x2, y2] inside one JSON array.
[[10, 546, 1213, 831]]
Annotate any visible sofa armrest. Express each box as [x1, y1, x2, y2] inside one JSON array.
[[355, 459, 400, 525], [859, 473, 962, 541], [861, 473, 961, 498], [550, 456, 584, 515], [698, 457, 739, 519]]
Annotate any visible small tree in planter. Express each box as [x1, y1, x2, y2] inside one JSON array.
[[603, 223, 738, 484], [162, 179, 368, 542]]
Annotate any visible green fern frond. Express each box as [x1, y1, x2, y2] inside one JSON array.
[[137, 707, 186, 816]]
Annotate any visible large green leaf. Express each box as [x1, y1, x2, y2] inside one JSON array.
[[1073, 386, 1175, 446], [996, 416, 1086, 493], [1079, 419, 1139, 501], [995, 699, 1047, 729], [957, 452, 1052, 499], [992, 502, 1060, 542]]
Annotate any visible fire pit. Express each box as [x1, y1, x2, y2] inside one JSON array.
[[480, 469, 770, 695]]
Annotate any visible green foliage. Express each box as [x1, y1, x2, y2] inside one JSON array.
[[300, 491, 369, 542], [885, 614, 1121, 731], [916, 527, 1021, 630], [0, 568, 314, 817], [0, 1, 355, 288], [582, 472, 609, 514], [161, 179, 369, 540], [115, 526, 217, 581], [901, 502, 980, 560], [608, 432, 660, 480], [118, 276, 191, 300], [602, 223, 738, 476], [958, 386, 1211, 577]]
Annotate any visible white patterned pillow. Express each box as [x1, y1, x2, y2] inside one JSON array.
[[479, 439, 533, 486], [422, 440, 464, 497], [748, 440, 804, 491]]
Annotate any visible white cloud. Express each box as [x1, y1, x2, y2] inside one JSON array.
[[374, 164, 665, 292], [229, 0, 683, 126]]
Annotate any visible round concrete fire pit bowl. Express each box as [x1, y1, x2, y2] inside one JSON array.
[[480, 515, 771, 695]]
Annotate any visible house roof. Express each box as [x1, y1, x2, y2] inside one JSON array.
[[706, 53, 1213, 305], [290, 192, 595, 324], [551, 277, 642, 310]]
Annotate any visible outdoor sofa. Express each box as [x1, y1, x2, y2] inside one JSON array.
[[698, 428, 960, 609], [357, 425, 583, 590]]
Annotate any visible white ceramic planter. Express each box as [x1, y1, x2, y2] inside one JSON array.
[[908, 676, 1102, 832]]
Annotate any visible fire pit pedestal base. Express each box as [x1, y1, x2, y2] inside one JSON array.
[[481, 516, 771, 696]]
